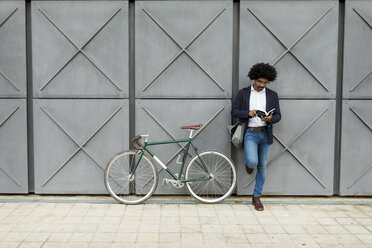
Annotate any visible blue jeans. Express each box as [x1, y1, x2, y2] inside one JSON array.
[[244, 129, 272, 197]]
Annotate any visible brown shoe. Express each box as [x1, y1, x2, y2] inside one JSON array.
[[245, 166, 253, 174], [252, 196, 264, 211]]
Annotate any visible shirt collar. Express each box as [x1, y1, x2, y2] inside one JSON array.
[[251, 85, 266, 94]]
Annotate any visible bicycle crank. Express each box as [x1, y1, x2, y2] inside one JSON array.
[[161, 178, 184, 188]]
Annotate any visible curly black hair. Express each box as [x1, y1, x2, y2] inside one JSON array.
[[248, 63, 277, 82]]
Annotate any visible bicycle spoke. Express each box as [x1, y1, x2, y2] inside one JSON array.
[[185, 151, 236, 203], [105, 151, 158, 204]]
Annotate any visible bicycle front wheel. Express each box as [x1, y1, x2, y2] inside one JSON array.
[[185, 151, 236, 203], [105, 150, 158, 204]]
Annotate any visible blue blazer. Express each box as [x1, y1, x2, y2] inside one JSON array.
[[231, 85, 281, 144]]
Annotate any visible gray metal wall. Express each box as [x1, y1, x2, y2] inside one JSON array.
[[0, 1, 28, 193], [0, 0, 371, 195], [340, 0, 372, 195]]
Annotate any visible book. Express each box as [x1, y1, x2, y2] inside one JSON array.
[[256, 108, 275, 118]]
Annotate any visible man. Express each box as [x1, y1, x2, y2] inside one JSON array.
[[232, 63, 281, 211]]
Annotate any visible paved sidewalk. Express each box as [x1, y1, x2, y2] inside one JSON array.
[[0, 195, 372, 248]]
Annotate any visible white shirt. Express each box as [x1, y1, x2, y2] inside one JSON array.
[[248, 86, 267, 127]]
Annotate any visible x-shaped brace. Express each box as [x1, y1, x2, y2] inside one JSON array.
[[0, 8, 20, 92], [141, 8, 226, 93], [349, 8, 372, 93], [38, 8, 122, 92], [40, 106, 122, 187], [0, 106, 21, 187], [345, 107, 372, 189], [247, 8, 332, 92], [245, 107, 329, 189]]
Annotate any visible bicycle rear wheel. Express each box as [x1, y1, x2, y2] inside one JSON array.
[[105, 150, 158, 204], [185, 151, 236, 203]]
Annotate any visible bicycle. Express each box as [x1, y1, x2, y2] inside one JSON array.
[[104, 124, 237, 204]]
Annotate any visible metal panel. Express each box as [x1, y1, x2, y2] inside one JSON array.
[[236, 100, 335, 195], [136, 99, 231, 194], [33, 99, 129, 194], [31, 1, 128, 98], [240, 0, 338, 98], [135, 1, 232, 98], [340, 100, 372, 195], [0, 99, 28, 193], [0, 1, 26, 97], [343, 1, 372, 99]]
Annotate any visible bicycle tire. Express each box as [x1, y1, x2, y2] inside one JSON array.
[[105, 150, 158, 204], [185, 151, 236, 203]]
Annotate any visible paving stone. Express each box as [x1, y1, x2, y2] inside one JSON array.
[[180, 224, 201, 233], [247, 233, 273, 244], [222, 224, 244, 234], [224, 233, 248, 243], [140, 216, 161, 224], [324, 225, 349, 234], [139, 224, 160, 233], [48, 232, 72, 242], [199, 216, 218, 225], [303, 225, 328, 234], [241, 224, 265, 234], [262, 224, 286, 234], [356, 234, 372, 244], [42, 241, 67, 248], [115, 232, 137, 243], [0, 242, 20, 248], [202, 224, 223, 233], [97, 224, 119, 233], [2, 232, 29, 242], [117, 223, 140, 233], [18, 241, 44, 248], [180, 216, 199, 224], [310, 234, 339, 244], [91, 233, 116, 242], [317, 217, 338, 225], [159, 233, 181, 243], [69, 233, 93, 242], [66, 242, 90, 248], [24, 232, 50, 242], [336, 217, 360, 225], [76, 223, 99, 233], [203, 233, 227, 243], [333, 234, 362, 244], [160, 224, 180, 233], [282, 225, 306, 234], [344, 225, 370, 234]]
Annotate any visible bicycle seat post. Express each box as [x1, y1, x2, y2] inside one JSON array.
[[188, 130, 194, 139], [141, 134, 149, 143]]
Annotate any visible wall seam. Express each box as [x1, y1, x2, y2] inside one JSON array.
[[129, 0, 135, 148], [26, 0, 34, 193], [333, 0, 345, 196]]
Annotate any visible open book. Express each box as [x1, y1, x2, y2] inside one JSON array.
[[256, 108, 275, 118]]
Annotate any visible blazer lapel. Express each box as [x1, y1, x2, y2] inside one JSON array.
[[265, 88, 272, 111], [246, 85, 252, 111]]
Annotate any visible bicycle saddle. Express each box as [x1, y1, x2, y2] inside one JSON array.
[[180, 124, 203, 130]]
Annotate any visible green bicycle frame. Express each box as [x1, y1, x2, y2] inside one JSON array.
[[131, 138, 211, 183]]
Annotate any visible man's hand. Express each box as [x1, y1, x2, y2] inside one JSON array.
[[261, 112, 273, 122], [248, 110, 257, 118]]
